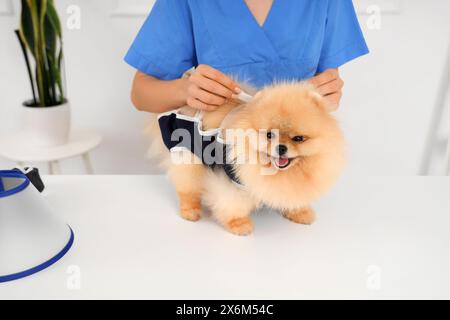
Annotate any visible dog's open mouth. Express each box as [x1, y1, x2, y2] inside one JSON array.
[[271, 156, 294, 170]]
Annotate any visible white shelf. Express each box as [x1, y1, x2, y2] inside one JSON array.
[[0, 129, 102, 163]]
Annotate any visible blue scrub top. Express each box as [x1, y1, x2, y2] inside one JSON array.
[[125, 0, 369, 88]]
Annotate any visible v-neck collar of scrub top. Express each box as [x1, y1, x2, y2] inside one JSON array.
[[212, 0, 283, 62], [240, 0, 277, 30]]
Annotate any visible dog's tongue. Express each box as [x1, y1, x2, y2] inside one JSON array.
[[276, 157, 289, 167]]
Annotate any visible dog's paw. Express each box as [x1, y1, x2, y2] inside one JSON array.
[[225, 217, 254, 236], [180, 208, 202, 222], [282, 207, 316, 225], [178, 192, 202, 222]]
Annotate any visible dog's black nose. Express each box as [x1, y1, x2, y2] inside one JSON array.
[[276, 145, 288, 156]]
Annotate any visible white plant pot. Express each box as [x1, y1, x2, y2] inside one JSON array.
[[0, 170, 74, 283], [22, 102, 71, 147]]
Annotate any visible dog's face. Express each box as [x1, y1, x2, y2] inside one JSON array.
[[229, 82, 342, 172]]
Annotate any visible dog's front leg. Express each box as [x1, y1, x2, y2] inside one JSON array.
[[168, 161, 205, 222], [281, 207, 316, 225], [211, 193, 255, 236], [203, 176, 256, 236], [222, 213, 254, 236]]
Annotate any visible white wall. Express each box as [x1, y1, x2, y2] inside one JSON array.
[[0, 0, 155, 174], [0, 0, 449, 176], [342, 0, 450, 176]]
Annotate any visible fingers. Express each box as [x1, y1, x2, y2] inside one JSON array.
[[186, 64, 241, 111], [188, 85, 226, 106], [323, 92, 342, 112], [308, 69, 344, 111], [309, 69, 340, 87], [196, 64, 240, 94], [316, 78, 344, 96], [190, 74, 234, 99], [186, 97, 218, 111]]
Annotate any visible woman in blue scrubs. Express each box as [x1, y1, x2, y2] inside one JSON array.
[[125, 0, 368, 113]]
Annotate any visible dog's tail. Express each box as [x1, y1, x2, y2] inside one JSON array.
[[145, 114, 172, 170]]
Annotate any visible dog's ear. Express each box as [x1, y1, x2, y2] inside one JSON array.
[[310, 90, 323, 102], [253, 91, 263, 100], [306, 82, 341, 113], [308, 89, 332, 113]]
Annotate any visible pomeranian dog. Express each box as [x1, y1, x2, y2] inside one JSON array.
[[148, 81, 345, 236]]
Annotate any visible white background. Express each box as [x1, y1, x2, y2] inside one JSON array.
[[0, 0, 449, 175]]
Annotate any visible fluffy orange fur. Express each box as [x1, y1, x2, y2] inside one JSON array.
[[148, 82, 345, 236]]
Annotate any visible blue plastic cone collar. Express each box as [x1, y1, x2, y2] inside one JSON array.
[[0, 170, 30, 198], [0, 170, 75, 283]]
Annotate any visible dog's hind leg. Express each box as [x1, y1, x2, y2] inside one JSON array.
[[203, 171, 257, 236], [281, 207, 316, 225], [168, 158, 206, 222]]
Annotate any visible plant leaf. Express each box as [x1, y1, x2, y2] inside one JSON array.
[[19, 0, 65, 106], [46, 0, 62, 38], [15, 29, 37, 104], [27, 0, 47, 106], [19, 0, 35, 57], [44, 7, 57, 103]]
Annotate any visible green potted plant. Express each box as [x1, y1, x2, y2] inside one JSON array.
[[16, 0, 70, 147]]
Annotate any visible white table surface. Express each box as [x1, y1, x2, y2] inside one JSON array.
[[1, 175, 449, 300]]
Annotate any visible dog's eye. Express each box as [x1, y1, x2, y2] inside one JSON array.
[[267, 132, 275, 139], [292, 136, 306, 143]]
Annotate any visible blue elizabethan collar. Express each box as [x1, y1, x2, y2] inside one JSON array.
[[0, 227, 75, 283], [14, 167, 45, 192], [0, 168, 73, 283], [0, 170, 30, 199]]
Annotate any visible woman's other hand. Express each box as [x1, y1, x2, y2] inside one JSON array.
[[309, 69, 344, 112], [184, 65, 241, 111]]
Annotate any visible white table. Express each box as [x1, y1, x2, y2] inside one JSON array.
[[0, 175, 449, 300], [0, 129, 102, 174]]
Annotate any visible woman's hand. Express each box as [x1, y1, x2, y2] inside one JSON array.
[[185, 64, 241, 111], [309, 69, 344, 111]]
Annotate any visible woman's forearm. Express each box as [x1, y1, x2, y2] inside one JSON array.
[[131, 71, 189, 113]]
